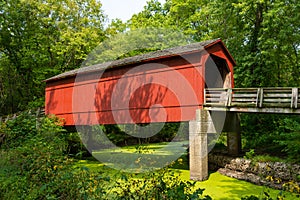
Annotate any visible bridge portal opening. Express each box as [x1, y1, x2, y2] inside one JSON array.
[[205, 55, 231, 89]]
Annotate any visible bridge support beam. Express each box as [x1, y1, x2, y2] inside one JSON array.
[[189, 110, 216, 181], [224, 112, 241, 156], [227, 131, 241, 156]]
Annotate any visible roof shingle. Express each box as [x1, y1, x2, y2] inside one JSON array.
[[45, 39, 220, 82]]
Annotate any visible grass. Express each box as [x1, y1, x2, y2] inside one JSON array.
[[92, 141, 188, 173], [243, 149, 286, 163], [177, 170, 297, 199], [75, 142, 300, 200], [252, 154, 284, 163]]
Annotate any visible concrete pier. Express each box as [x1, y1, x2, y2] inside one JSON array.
[[189, 110, 241, 181], [189, 110, 216, 181], [225, 112, 241, 156]]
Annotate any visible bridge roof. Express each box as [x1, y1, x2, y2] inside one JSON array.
[[45, 38, 234, 82]]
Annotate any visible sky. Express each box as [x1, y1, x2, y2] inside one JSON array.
[[101, 0, 166, 22]]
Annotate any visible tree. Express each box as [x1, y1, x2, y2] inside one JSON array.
[[129, 0, 168, 29], [127, 0, 300, 155], [84, 27, 193, 66], [0, 0, 106, 114], [128, 0, 300, 87]]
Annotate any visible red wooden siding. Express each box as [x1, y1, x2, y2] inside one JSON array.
[[45, 40, 235, 126]]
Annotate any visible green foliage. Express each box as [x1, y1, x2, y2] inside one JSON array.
[[244, 149, 256, 160], [274, 117, 300, 163], [241, 194, 269, 200], [84, 27, 193, 66], [100, 124, 130, 146], [1, 0, 299, 167], [0, 0, 106, 114], [0, 0, 300, 198], [240, 114, 300, 163], [65, 131, 90, 159], [128, 0, 300, 164], [0, 113, 207, 199], [283, 181, 300, 194], [113, 170, 211, 200], [0, 151, 111, 199], [1, 112, 65, 149], [243, 149, 285, 165], [1, 113, 38, 148], [241, 190, 285, 200], [92, 123, 187, 147], [0, 113, 206, 199], [0, 113, 111, 199], [251, 155, 283, 163]]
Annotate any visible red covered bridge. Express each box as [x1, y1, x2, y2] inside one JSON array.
[[45, 39, 239, 181], [45, 39, 235, 126], [45, 38, 300, 181]]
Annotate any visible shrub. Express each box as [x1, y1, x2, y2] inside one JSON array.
[[1, 112, 39, 148], [0, 113, 112, 199], [92, 122, 188, 147], [113, 169, 211, 200], [241, 191, 284, 200], [0, 113, 209, 200], [244, 149, 256, 159], [241, 114, 300, 163], [275, 118, 300, 163]]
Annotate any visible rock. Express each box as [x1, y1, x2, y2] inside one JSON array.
[[209, 153, 300, 183]]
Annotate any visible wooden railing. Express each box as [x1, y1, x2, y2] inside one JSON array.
[[0, 108, 45, 145], [204, 88, 300, 110], [0, 107, 45, 123]]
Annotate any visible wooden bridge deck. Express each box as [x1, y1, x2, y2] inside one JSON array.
[[204, 88, 300, 114]]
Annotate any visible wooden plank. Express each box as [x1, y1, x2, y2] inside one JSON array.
[[204, 89, 207, 105], [292, 88, 298, 109], [36, 107, 41, 117], [231, 103, 257, 107], [263, 103, 291, 107], [205, 94, 223, 98], [263, 89, 292, 92], [263, 99, 292, 103], [205, 91, 226, 95], [204, 87, 300, 113], [233, 96, 257, 99], [255, 88, 260, 107], [206, 89, 226, 92], [232, 89, 258, 93], [206, 98, 227, 102], [233, 94, 257, 98], [205, 92, 225, 96], [232, 98, 256, 102], [226, 89, 233, 107], [227, 107, 300, 114], [205, 106, 256, 113], [295, 88, 298, 109], [259, 88, 264, 108], [233, 87, 259, 90], [204, 103, 227, 107], [264, 94, 292, 98], [205, 88, 223, 90], [233, 91, 258, 93], [232, 101, 257, 104]]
